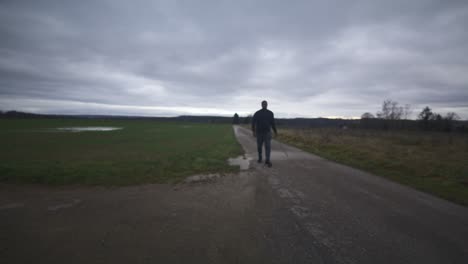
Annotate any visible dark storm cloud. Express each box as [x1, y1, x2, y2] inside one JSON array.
[[1, 0, 468, 118]]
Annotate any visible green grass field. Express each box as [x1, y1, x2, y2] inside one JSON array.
[[0, 119, 243, 185], [278, 128, 468, 205]]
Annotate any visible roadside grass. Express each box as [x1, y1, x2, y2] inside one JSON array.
[[277, 128, 468, 205], [0, 119, 243, 185]]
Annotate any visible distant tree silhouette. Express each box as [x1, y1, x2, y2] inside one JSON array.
[[376, 99, 403, 120], [360, 112, 375, 129], [373, 100, 404, 130], [361, 112, 375, 119], [232, 113, 240, 124], [418, 106, 434, 121], [445, 112, 460, 121], [418, 106, 435, 130], [403, 104, 412, 120], [360, 103, 465, 132], [441, 112, 460, 132]]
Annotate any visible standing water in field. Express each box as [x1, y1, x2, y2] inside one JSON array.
[[56, 127, 123, 132]]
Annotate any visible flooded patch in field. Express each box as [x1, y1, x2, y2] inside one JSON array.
[[56, 127, 122, 132], [228, 155, 251, 170]]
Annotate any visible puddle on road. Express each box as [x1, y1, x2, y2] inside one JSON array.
[[0, 202, 25, 210], [47, 199, 81, 211], [56, 127, 122, 132], [184, 173, 222, 183], [228, 155, 251, 170]]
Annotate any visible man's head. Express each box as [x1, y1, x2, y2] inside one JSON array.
[[261, 100, 268, 109]]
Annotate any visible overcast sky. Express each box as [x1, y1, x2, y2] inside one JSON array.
[[1, 0, 467, 119]]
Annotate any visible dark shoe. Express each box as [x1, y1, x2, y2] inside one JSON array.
[[257, 158, 262, 163], [265, 161, 272, 168]]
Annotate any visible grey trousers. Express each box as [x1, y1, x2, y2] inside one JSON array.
[[256, 131, 272, 161]]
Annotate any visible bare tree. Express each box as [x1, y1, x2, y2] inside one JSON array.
[[403, 104, 412, 120], [431, 113, 442, 121], [445, 112, 460, 121], [376, 99, 403, 120], [441, 112, 460, 132]]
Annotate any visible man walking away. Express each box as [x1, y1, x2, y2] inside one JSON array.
[[252, 100, 278, 168]]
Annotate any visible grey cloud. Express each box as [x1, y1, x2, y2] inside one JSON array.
[[1, 0, 468, 119]]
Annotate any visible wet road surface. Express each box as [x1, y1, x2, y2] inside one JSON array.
[[1, 125, 468, 263]]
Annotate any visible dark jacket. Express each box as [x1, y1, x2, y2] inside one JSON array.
[[252, 108, 277, 134]]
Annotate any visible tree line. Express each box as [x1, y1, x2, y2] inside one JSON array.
[[361, 100, 464, 132], [232, 100, 466, 132], [232, 113, 252, 125]]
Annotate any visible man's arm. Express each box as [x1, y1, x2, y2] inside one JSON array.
[[271, 112, 278, 135], [251, 113, 257, 137]]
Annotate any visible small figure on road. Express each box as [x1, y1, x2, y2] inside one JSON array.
[[252, 100, 278, 167]]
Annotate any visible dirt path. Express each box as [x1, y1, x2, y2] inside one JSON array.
[[1, 125, 468, 263]]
